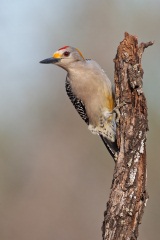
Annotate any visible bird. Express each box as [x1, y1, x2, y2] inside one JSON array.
[[40, 46, 119, 160]]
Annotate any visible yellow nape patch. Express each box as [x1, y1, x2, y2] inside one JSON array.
[[76, 48, 85, 59], [53, 52, 61, 58]]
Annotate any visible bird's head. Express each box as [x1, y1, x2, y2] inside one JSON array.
[[40, 46, 85, 70]]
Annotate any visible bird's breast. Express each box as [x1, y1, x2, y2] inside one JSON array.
[[67, 61, 114, 126]]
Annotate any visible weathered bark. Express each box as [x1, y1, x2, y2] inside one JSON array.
[[102, 33, 153, 240]]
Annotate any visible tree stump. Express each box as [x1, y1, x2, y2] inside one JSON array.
[[102, 32, 153, 240]]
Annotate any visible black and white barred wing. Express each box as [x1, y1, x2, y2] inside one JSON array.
[[65, 78, 89, 125]]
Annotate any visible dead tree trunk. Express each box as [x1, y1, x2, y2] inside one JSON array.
[[102, 33, 153, 240]]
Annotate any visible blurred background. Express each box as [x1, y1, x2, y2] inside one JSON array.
[[0, 0, 159, 239]]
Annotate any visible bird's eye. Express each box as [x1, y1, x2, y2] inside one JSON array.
[[63, 51, 70, 57]]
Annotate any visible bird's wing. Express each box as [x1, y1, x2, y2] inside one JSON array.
[[65, 78, 89, 124]]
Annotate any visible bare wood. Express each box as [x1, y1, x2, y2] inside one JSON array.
[[102, 33, 153, 240]]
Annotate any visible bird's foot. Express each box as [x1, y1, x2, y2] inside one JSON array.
[[113, 101, 126, 123]]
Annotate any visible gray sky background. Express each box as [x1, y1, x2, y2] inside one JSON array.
[[0, 1, 160, 239]]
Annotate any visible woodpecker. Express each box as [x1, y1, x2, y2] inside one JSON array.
[[40, 46, 118, 159]]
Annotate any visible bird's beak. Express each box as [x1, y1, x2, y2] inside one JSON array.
[[39, 57, 61, 64]]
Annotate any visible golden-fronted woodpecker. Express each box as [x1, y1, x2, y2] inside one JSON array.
[[40, 46, 118, 159]]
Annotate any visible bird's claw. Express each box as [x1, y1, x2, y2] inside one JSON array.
[[113, 101, 126, 123]]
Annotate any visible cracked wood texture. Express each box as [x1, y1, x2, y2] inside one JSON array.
[[102, 33, 153, 240]]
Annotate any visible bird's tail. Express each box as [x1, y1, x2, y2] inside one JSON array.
[[100, 135, 119, 161]]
